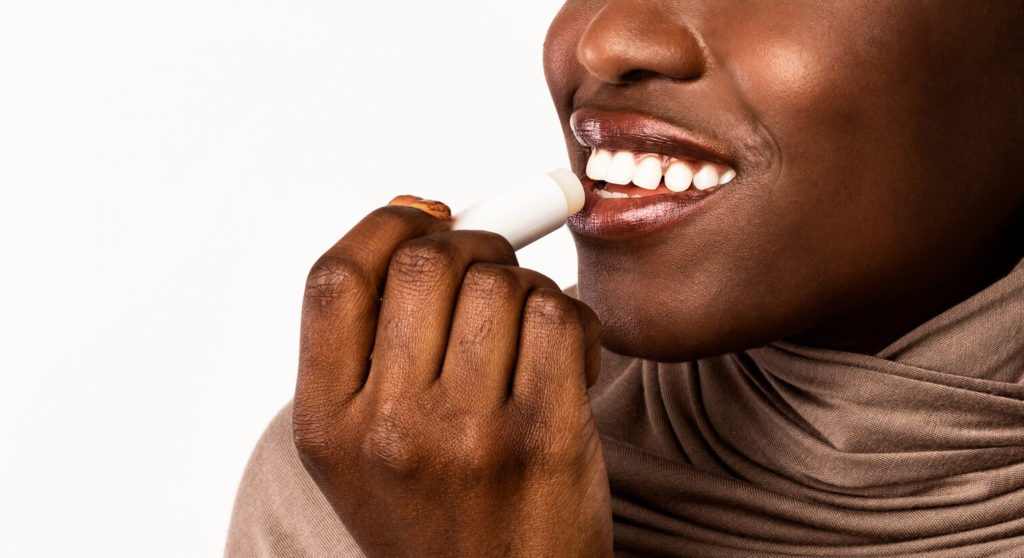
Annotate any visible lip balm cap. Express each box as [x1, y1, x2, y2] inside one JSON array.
[[547, 168, 585, 216]]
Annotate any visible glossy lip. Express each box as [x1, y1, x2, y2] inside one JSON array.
[[570, 108, 736, 167], [569, 176, 723, 240], [567, 108, 735, 240]]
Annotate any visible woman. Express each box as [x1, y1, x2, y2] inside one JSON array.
[[227, 1, 1024, 556]]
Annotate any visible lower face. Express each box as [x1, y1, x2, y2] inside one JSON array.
[[544, 1, 1024, 362]]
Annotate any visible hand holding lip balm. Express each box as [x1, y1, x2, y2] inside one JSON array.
[[390, 169, 585, 251], [297, 167, 611, 558]]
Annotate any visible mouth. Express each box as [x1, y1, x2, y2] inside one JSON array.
[[567, 108, 738, 240], [586, 150, 735, 197]]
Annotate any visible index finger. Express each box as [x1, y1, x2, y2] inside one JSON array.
[[296, 204, 452, 410]]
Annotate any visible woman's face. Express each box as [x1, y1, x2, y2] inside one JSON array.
[[544, 0, 1024, 361]]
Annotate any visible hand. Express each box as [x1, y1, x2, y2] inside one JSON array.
[[292, 199, 612, 558]]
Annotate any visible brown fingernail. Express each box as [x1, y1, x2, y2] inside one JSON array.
[[409, 199, 452, 220]]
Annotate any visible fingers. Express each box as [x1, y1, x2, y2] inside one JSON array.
[[512, 289, 603, 406], [440, 263, 561, 401], [296, 205, 451, 410], [367, 230, 518, 395], [296, 195, 602, 466]]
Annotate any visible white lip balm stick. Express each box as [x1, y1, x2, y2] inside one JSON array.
[[452, 168, 585, 251]]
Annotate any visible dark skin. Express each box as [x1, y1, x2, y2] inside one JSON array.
[[551, 0, 1024, 361], [293, 1, 1024, 556]]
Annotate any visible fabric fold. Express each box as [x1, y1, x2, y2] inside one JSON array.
[[595, 256, 1024, 555], [225, 257, 1023, 556]]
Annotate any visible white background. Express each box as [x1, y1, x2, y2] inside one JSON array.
[[0, 1, 574, 556]]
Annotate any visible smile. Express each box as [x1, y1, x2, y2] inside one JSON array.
[[586, 149, 736, 198], [567, 108, 739, 240]]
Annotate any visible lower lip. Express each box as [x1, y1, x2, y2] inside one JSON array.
[[567, 177, 723, 240]]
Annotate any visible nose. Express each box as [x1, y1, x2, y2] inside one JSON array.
[[576, 1, 705, 84]]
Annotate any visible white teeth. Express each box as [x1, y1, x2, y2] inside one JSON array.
[[605, 151, 636, 185], [585, 148, 736, 194], [595, 188, 629, 198], [632, 157, 662, 190], [692, 164, 720, 191], [585, 149, 612, 181], [664, 161, 693, 192]]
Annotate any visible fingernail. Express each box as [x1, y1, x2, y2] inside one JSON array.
[[409, 199, 452, 220], [388, 194, 423, 206]]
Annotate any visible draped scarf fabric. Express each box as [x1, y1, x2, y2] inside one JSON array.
[[593, 256, 1024, 557], [225, 257, 1024, 557]]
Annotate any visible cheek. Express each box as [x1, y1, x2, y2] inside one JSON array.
[[756, 42, 828, 105], [725, 26, 935, 272]]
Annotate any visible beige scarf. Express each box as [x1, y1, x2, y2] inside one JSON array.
[[226, 257, 1024, 557]]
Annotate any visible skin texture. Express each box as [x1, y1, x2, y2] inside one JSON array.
[[547, 0, 1024, 361], [293, 1, 1024, 556], [293, 204, 612, 557]]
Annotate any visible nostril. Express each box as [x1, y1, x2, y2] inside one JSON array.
[[577, 41, 663, 85], [618, 69, 658, 84]]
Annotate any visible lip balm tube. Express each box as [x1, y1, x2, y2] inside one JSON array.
[[452, 169, 585, 251]]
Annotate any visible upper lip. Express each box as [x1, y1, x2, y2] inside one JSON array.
[[570, 108, 736, 168]]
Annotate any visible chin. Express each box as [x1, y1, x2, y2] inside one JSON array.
[[579, 287, 728, 363], [577, 262, 792, 363]]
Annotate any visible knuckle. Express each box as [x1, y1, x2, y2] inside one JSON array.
[[442, 427, 495, 476], [462, 263, 521, 300], [462, 230, 517, 261], [358, 398, 498, 481], [505, 406, 557, 461], [360, 412, 422, 477], [390, 238, 458, 284], [525, 289, 579, 329], [292, 404, 336, 463], [509, 403, 583, 469], [304, 256, 367, 306]]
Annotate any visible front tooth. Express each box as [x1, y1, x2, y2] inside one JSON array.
[[586, 149, 612, 181], [605, 151, 636, 185], [632, 157, 662, 190], [692, 164, 720, 190], [719, 168, 736, 185], [664, 161, 693, 192]]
